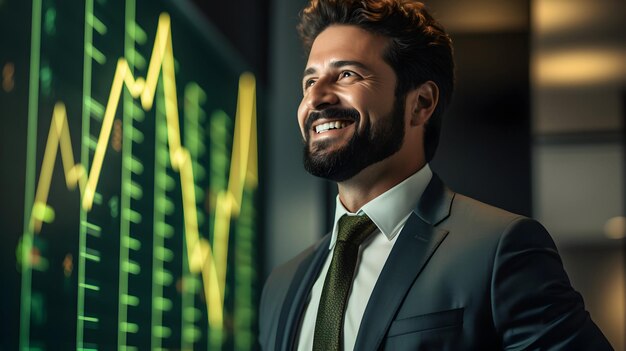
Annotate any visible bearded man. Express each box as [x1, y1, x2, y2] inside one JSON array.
[[259, 0, 613, 350]]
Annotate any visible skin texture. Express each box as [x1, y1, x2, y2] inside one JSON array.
[[298, 25, 439, 212]]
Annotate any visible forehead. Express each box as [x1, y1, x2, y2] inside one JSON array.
[[306, 25, 390, 69]]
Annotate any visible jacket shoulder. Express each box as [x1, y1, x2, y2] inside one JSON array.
[[445, 192, 531, 231], [258, 235, 328, 350]]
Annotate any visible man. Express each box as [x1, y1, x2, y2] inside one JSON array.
[[259, 0, 613, 350]]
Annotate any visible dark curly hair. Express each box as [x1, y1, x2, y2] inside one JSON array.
[[297, 0, 454, 162]]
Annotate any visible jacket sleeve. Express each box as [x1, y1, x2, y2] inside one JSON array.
[[491, 217, 613, 350], [259, 259, 298, 351], [258, 242, 320, 351], [258, 268, 280, 351]]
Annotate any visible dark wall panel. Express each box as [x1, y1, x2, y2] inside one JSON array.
[[432, 31, 531, 216]]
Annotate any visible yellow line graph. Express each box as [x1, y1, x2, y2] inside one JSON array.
[[28, 13, 257, 330]]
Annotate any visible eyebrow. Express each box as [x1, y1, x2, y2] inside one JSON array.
[[302, 60, 369, 77]]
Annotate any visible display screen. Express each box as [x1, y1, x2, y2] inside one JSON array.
[[0, 0, 260, 349]]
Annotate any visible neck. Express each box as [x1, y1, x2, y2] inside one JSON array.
[[337, 152, 425, 212]]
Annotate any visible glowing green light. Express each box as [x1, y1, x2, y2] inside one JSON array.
[[125, 102, 144, 122], [121, 260, 140, 274], [40, 64, 52, 91], [156, 118, 168, 137], [123, 156, 144, 175], [119, 322, 138, 333], [124, 181, 143, 200], [193, 184, 204, 201], [155, 173, 175, 191], [235, 332, 254, 350], [125, 125, 144, 144], [79, 283, 100, 291], [185, 136, 203, 156], [183, 276, 201, 293], [121, 294, 139, 306], [83, 135, 97, 151], [78, 315, 99, 323], [87, 13, 107, 35], [209, 328, 224, 351], [153, 269, 172, 285], [197, 210, 205, 226], [77, 0, 95, 347], [128, 21, 147, 44], [128, 48, 146, 70], [183, 307, 201, 322], [85, 97, 105, 119], [85, 43, 106, 65], [81, 249, 100, 262], [93, 192, 103, 205], [154, 247, 173, 262], [155, 148, 168, 166], [212, 153, 229, 173], [82, 221, 101, 237], [122, 208, 142, 223], [32, 202, 55, 223], [122, 236, 141, 251], [183, 327, 201, 342], [153, 297, 172, 311], [192, 163, 206, 180], [153, 325, 171, 338], [108, 196, 119, 218], [20, 4, 261, 348], [117, 2, 136, 348], [165, 175, 175, 190], [43, 7, 56, 35], [155, 223, 174, 238], [156, 198, 174, 215]]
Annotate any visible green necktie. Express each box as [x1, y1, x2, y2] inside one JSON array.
[[313, 214, 377, 351]]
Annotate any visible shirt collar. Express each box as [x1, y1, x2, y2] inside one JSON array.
[[328, 164, 433, 249]]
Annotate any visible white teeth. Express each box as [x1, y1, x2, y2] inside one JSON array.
[[315, 121, 348, 133]]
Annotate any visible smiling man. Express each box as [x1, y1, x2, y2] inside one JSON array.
[[259, 0, 612, 350]]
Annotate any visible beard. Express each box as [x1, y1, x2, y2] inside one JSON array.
[[302, 98, 405, 182]]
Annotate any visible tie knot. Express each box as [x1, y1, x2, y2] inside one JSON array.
[[337, 214, 377, 246]]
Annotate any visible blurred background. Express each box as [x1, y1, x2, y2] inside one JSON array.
[[0, 0, 624, 349]]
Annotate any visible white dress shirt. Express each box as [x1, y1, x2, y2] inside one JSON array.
[[296, 164, 433, 351]]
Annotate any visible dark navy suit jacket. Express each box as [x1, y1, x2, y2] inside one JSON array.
[[259, 174, 612, 350]]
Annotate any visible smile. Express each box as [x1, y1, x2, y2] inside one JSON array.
[[314, 121, 351, 134]]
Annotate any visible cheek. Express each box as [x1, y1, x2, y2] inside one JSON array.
[[297, 102, 308, 136], [337, 89, 366, 117]]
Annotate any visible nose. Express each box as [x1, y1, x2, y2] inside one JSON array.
[[303, 79, 339, 110]]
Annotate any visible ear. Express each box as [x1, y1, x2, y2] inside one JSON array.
[[407, 81, 439, 126]]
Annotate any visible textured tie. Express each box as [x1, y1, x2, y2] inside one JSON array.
[[313, 214, 377, 351]]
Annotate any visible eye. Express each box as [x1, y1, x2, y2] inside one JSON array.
[[339, 70, 360, 82], [303, 78, 316, 90]]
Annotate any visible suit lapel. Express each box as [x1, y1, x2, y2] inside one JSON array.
[[354, 173, 455, 350], [275, 234, 331, 351], [353, 213, 449, 350]]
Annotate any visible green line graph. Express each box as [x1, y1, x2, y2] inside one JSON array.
[[5, 0, 260, 349]]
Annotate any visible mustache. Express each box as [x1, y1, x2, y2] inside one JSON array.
[[304, 108, 360, 132]]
